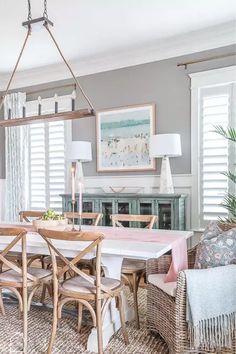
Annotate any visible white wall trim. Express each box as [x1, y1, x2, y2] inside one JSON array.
[[82, 173, 192, 191], [189, 65, 236, 88], [0, 21, 235, 90]]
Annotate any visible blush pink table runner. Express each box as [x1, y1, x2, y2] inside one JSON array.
[[95, 226, 188, 282], [0, 224, 188, 282]]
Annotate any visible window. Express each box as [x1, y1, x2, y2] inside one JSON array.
[[191, 67, 236, 228], [200, 85, 233, 222], [26, 95, 71, 211]]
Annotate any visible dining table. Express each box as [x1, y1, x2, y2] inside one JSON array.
[[0, 222, 193, 353]]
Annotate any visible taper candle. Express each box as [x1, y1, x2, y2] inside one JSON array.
[[71, 164, 75, 201], [79, 181, 83, 216]]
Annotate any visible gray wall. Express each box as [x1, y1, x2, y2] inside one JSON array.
[[0, 44, 235, 178]]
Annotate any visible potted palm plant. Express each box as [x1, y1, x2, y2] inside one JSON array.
[[214, 126, 236, 230]]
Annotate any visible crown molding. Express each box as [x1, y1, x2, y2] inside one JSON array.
[[0, 21, 235, 91]]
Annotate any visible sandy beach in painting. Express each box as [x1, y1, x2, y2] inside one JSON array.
[[99, 107, 153, 170]]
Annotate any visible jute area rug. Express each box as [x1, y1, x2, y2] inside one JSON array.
[[0, 288, 169, 354]]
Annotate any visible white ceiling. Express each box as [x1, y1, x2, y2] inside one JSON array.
[[0, 0, 235, 74]]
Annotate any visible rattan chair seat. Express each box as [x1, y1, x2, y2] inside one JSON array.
[[0, 267, 52, 285], [7, 252, 39, 258], [60, 275, 121, 295], [148, 273, 177, 297], [122, 258, 146, 273], [43, 255, 66, 268]]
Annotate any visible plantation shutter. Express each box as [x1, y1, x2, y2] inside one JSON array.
[[26, 95, 71, 211], [199, 84, 235, 224]]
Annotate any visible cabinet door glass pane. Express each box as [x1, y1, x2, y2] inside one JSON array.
[[139, 202, 152, 214], [83, 202, 93, 212], [158, 203, 171, 229], [139, 202, 153, 228], [102, 202, 113, 226], [118, 202, 130, 227], [82, 202, 93, 225]]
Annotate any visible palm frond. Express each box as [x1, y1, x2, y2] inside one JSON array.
[[222, 171, 236, 184], [214, 125, 236, 142], [221, 193, 236, 218], [218, 216, 236, 224]]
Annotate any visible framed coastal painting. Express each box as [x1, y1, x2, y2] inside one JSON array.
[[96, 103, 156, 172]]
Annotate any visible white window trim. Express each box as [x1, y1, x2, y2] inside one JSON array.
[[190, 66, 236, 229]]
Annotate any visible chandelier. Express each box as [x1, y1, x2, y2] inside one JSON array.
[[0, 0, 94, 127]]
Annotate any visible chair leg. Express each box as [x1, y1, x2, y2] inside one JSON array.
[[46, 281, 58, 354], [77, 302, 83, 332], [96, 295, 103, 354], [117, 293, 129, 345], [41, 284, 47, 304], [132, 273, 140, 329], [41, 256, 45, 269], [0, 289, 5, 316], [22, 285, 28, 354]]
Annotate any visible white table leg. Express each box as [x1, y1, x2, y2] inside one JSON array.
[[86, 255, 134, 353]]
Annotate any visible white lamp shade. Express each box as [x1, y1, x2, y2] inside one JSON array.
[[149, 134, 182, 158], [68, 141, 92, 162]]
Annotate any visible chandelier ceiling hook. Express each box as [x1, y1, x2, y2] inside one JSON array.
[[27, 0, 32, 21], [43, 0, 49, 19]]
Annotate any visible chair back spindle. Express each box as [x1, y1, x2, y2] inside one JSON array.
[[64, 212, 103, 226], [111, 214, 158, 229], [19, 211, 45, 223], [0, 227, 37, 283]]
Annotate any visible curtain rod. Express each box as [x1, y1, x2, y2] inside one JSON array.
[[1, 83, 76, 98], [177, 52, 236, 69]]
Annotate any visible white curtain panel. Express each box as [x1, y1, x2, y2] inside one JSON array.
[[4, 92, 28, 221]]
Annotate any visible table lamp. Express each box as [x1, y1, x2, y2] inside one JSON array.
[[150, 134, 182, 194], [68, 141, 92, 230]]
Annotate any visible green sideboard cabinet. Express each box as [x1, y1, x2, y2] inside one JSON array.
[[60, 193, 187, 230]]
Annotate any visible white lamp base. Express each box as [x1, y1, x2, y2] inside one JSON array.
[[75, 161, 86, 192], [77, 161, 84, 181], [159, 156, 174, 194]]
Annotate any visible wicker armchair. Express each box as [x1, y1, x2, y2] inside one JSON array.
[[146, 246, 236, 354]]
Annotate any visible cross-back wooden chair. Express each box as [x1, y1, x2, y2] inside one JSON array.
[[43, 213, 103, 276], [64, 212, 103, 226], [38, 229, 129, 354], [19, 211, 45, 223], [0, 227, 52, 354], [111, 214, 157, 229], [111, 213, 158, 329], [2, 211, 46, 272]]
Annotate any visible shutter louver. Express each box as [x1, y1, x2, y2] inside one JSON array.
[[200, 86, 230, 222], [27, 96, 70, 211]]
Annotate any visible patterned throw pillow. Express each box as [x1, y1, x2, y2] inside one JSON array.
[[194, 223, 236, 269], [200, 220, 222, 241]]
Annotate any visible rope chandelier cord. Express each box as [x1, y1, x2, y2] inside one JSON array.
[[0, 28, 31, 112], [0, 0, 94, 118]]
